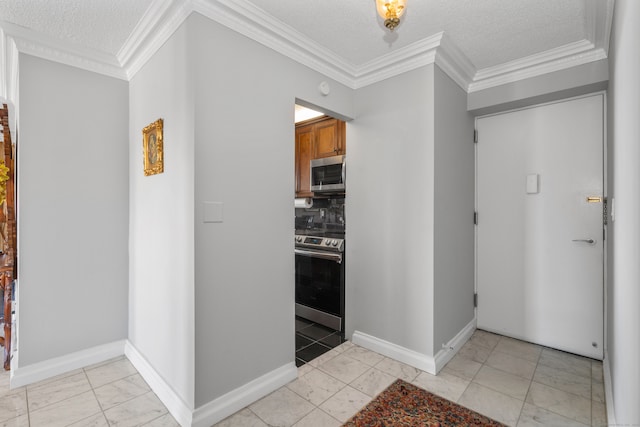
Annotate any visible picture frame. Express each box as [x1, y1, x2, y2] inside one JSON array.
[[142, 118, 164, 176]]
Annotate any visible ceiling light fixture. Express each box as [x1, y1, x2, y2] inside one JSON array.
[[376, 0, 407, 31]]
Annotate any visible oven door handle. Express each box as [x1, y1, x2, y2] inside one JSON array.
[[295, 248, 343, 264]]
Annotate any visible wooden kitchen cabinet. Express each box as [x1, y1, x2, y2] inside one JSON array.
[[295, 116, 346, 197]]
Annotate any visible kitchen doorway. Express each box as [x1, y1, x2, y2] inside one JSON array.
[[476, 94, 605, 360]]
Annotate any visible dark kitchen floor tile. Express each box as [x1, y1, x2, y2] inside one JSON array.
[[298, 323, 336, 341], [296, 334, 314, 351], [319, 332, 344, 348], [296, 358, 306, 367], [296, 317, 314, 332], [297, 343, 332, 363]]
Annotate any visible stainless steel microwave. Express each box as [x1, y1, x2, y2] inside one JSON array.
[[310, 155, 345, 193]]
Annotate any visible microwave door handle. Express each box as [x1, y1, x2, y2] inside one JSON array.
[[342, 158, 346, 185]]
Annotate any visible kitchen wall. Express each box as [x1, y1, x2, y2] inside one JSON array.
[[348, 65, 437, 357], [188, 13, 354, 409], [17, 54, 129, 365], [607, 0, 640, 424], [129, 21, 195, 408]]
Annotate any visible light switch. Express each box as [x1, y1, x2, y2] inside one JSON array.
[[203, 202, 224, 223], [526, 174, 539, 194]]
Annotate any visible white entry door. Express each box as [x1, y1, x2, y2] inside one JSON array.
[[476, 94, 604, 359]]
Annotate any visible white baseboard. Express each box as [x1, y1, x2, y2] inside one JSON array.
[[352, 331, 437, 374], [433, 318, 476, 373], [124, 341, 193, 427], [352, 318, 476, 376], [10, 340, 126, 388], [191, 362, 297, 427], [602, 350, 616, 426]]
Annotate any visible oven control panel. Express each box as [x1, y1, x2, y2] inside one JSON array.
[[295, 235, 344, 252]]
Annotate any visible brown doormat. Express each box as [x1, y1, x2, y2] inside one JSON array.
[[343, 379, 507, 426]]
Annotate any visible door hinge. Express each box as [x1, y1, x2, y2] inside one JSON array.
[[474, 211, 478, 225], [474, 293, 478, 308], [474, 129, 478, 144]]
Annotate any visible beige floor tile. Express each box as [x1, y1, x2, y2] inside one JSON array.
[[26, 369, 84, 391], [0, 414, 29, 427], [297, 363, 315, 377], [318, 386, 370, 423], [457, 341, 492, 364], [592, 400, 607, 427], [67, 412, 109, 426], [591, 362, 604, 382], [94, 374, 151, 410], [0, 389, 27, 423], [333, 341, 354, 353], [373, 357, 420, 382], [103, 392, 167, 427], [533, 364, 591, 400], [317, 354, 370, 384], [538, 349, 591, 379], [411, 371, 470, 403], [249, 387, 314, 427], [85, 358, 138, 389], [443, 354, 483, 380], [307, 349, 340, 368], [214, 408, 267, 427], [350, 367, 396, 397], [293, 408, 341, 427], [29, 390, 102, 427], [591, 379, 605, 403], [458, 382, 524, 426], [494, 337, 542, 363], [516, 403, 588, 427], [473, 365, 531, 401], [486, 350, 537, 379], [525, 382, 591, 425], [142, 413, 179, 427], [286, 369, 346, 406], [341, 346, 385, 367], [26, 371, 92, 411], [469, 330, 501, 350]]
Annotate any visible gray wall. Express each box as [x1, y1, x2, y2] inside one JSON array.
[[188, 13, 354, 408], [433, 66, 475, 350], [347, 65, 436, 356], [607, 0, 640, 423], [129, 22, 195, 407], [17, 54, 129, 365]]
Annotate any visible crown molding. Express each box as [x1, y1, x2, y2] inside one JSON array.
[[119, 0, 192, 79], [0, 20, 126, 81], [192, 0, 358, 88], [0, 0, 614, 95], [468, 40, 606, 92]]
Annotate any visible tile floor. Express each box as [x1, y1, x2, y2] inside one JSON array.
[[295, 317, 344, 367], [0, 330, 607, 427], [0, 356, 179, 426]]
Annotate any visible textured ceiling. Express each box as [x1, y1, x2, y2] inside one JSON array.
[[0, 0, 590, 71], [247, 0, 587, 69], [0, 0, 154, 55]]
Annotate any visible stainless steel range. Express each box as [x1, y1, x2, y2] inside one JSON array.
[[294, 233, 345, 333]]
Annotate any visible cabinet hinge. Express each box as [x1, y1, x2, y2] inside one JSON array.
[[474, 211, 478, 225], [474, 129, 478, 144], [474, 293, 478, 308]]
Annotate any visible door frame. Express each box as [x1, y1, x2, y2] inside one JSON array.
[[473, 92, 608, 354]]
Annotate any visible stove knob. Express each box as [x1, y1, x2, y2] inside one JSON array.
[[325, 240, 332, 246], [332, 241, 339, 247], [296, 236, 302, 242]]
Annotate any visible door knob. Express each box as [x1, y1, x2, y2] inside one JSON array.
[[572, 239, 595, 244]]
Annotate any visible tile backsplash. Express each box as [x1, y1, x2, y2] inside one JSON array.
[[295, 197, 345, 232]]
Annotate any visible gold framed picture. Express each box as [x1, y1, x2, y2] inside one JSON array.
[[142, 118, 164, 176]]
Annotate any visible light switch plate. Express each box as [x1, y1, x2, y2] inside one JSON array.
[[203, 202, 224, 223], [526, 174, 539, 194]]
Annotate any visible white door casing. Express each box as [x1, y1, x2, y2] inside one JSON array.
[[476, 94, 604, 359]]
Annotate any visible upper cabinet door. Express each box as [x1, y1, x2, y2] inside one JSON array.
[[314, 118, 344, 158], [295, 124, 314, 198]]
